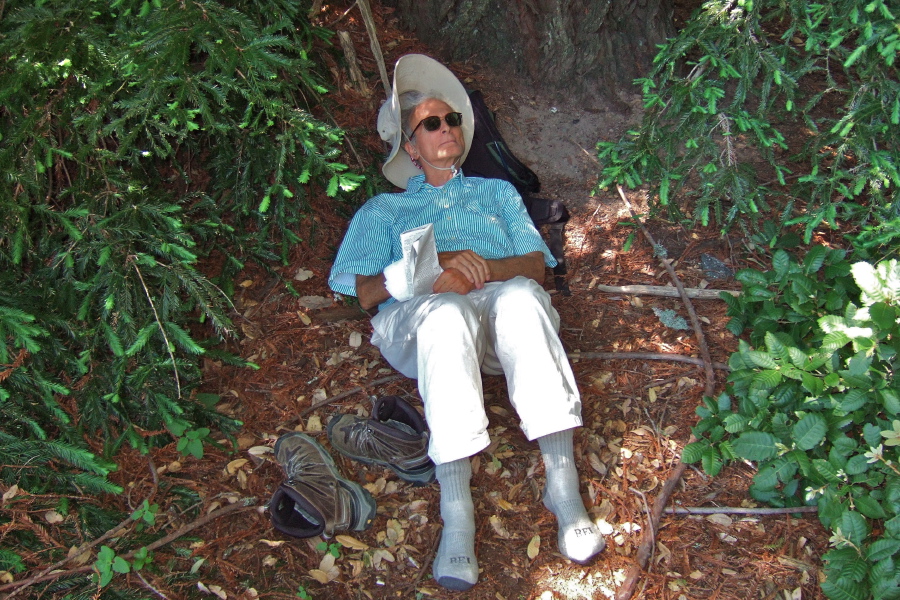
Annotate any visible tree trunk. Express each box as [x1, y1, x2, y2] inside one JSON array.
[[390, 0, 675, 106]]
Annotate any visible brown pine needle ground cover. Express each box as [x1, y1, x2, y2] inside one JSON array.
[[0, 2, 836, 599]]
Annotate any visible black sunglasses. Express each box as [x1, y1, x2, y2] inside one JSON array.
[[410, 112, 463, 137]]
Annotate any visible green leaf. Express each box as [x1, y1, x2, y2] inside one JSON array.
[[793, 413, 827, 450], [803, 245, 829, 274], [864, 423, 884, 447], [802, 373, 824, 397], [880, 389, 900, 415], [869, 302, 896, 330], [844, 454, 870, 476], [822, 577, 869, 600], [112, 556, 131, 574], [746, 350, 778, 369], [772, 249, 791, 278], [682, 442, 706, 464], [840, 510, 869, 546], [839, 389, 869, 413], [701, 445, 723, 476], [855, 495, 886, 519], [823, 331, 852, 351], [732, 432, 779, 461], [867, 538, 900, 562], [814, 459, 843, 483]]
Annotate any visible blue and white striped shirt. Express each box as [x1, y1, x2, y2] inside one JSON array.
[[329, 173, 556, 308]]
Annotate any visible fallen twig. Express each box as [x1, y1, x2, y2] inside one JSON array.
[[614, 185, 718, 600], [294, 373, 406, 420], [5, 457, 162, 599], [616, 461, 689, 600], [0, 499, 257, 595], [615, 186, 716, 396], [594, 283, 738, 299], [666, 505, 818, 516], [407, 526, 443, 594], [570, 351, 729, 371]]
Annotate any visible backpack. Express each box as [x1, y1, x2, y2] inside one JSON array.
[[461, 90, 570, 294]]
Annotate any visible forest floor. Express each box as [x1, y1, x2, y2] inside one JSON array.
[[55, 1, 835, 599]]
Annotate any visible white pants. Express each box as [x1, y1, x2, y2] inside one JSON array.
[[370, 276, 582, 465]]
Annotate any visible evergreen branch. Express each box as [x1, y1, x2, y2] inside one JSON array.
[[131, 259, 182, 399]]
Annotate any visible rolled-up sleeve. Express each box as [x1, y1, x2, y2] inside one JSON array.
[[499, 184, 557, 268], [328, 204, 394, 297]]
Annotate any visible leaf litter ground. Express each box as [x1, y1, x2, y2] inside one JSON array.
[[21, 1, 837, 598]]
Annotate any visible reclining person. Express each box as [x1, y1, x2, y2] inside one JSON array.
[[328, 54, 605, 592]]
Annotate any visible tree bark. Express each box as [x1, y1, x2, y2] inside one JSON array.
[[390, 0, 675, 105]]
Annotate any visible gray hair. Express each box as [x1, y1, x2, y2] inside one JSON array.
[[399, 90, 449, 139]]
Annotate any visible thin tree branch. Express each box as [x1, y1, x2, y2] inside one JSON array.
[[594, 283, 739, 299], [666, 505, 818, 516], [132, 260, 182, 398], [5, 457, 161, 599], [0, 499, 257, 594], [615, 186, 716, 397], [570, 351, 729, 371], [274, 374, 407, 432], [614, 185, 719, 600]]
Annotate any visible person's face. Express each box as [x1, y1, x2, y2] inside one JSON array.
[[403, 98, 464, 167]]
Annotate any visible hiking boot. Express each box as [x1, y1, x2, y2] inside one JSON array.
[[269, 432, 376, 538], [327, 396, 435, 485]]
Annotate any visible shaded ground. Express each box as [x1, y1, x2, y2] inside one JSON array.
[[9, 1, 832, 598]]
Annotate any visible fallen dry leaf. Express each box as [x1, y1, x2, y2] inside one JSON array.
[[294, 268, 313, 281], [44, 510, 64, 524], [336, 534, 369, 550], [309, 568, 331, 584], [319, 553, 336, 572], [655, 541, 672, 565], [226, 458, 248, 475], [489, 515, 512, 539], [349, 331, 362, 347], [527, 535, 541, 559], [307, 415, 323, 432], [67, 545, 92, 566], [259, 539, 286, 548], [2, 484, 19, 504], [706, 513, 733, 527], [0, 571, 13, 584]]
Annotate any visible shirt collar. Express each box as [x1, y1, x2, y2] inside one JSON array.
[[405, 170, 468, 193]]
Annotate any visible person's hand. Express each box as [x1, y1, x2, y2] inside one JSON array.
[[433, 268, 475, 295], [438, 250, 491, 289]]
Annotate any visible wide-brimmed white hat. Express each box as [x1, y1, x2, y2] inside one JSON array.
[[376, 54, 474, 189]]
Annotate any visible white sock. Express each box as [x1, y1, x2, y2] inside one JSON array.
[[432, 458, 478, 591], [538, 429, 605, 564]]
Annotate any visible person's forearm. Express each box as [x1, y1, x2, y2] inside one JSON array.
[[486, 251, 545, 284], [356, 273, 391, 310]]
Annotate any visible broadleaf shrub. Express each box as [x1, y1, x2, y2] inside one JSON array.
[[597, 0, 900, 240], [687, 249, 900, 599]]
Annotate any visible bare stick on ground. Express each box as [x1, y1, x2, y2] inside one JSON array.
[[613, 185, 717, 600]]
